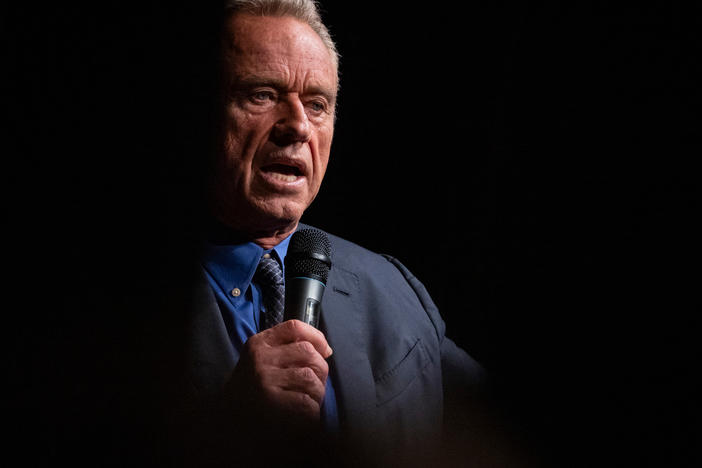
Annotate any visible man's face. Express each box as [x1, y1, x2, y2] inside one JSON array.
[[213, 13, 337, 236]]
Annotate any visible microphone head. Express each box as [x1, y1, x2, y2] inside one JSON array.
[[285, 228, 332, 284]]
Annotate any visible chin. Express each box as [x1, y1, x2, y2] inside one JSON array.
[[254, 199, 307, 230]]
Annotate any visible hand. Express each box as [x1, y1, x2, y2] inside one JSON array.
[[229, 319, 333, 422]]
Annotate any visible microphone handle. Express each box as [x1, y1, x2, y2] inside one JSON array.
[[283, 277, 325, 329]]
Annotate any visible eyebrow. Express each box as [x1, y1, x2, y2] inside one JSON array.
[[234, 75, 337, 105]]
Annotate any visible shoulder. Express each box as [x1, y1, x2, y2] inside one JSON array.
[[301, 223, 445, 344], [298, 222, 398, 277], [300, 224, 424, 292]]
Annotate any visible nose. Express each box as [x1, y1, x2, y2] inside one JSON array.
[[270, 96, 311, 146]]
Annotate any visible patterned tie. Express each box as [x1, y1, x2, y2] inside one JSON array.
[[254, 253, 285, 330]]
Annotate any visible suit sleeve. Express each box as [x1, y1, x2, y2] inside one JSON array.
[[378, 255, 534, 468], [380, 255, 487, 393]]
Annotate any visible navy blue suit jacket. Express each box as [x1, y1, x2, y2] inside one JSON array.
[[182, 224, 486, 466]]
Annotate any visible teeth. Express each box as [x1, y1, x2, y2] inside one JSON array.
[[269, 172, 298, 182]]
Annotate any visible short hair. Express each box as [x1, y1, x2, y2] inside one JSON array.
[[224, 0, 339, 73]]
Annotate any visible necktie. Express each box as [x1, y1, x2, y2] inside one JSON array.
[[254, 253, 285, 330]]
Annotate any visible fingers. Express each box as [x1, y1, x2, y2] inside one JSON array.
[[246, 337, 329, 389], [264, 387, 321, 420], [272, 340, 330, 383], [261, 320, 333, 358], [233, 320, 333, 422], [261, 367, 326, 406]]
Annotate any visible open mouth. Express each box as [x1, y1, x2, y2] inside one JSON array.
[[261, 163, 303, 182]]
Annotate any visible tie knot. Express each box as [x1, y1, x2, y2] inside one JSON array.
[[255, 254, 284, 287], [254, 253, 285, 330]]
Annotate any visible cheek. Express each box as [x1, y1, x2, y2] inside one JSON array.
[[312, 120, 334, 155], [226, 107, 276, 150], [222, 111, 258, 169], [218, 121, 252, 193], [314, 126, 333, 174], [220, 138, 245, 188], [222, 131, 240, 161]]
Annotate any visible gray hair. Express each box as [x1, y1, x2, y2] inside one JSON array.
[[224, 0, 339, 73]]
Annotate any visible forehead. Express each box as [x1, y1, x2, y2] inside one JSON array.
[[224, 14, 337, 90]]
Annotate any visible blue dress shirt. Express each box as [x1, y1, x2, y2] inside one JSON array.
[[201, 231, 339, 431]]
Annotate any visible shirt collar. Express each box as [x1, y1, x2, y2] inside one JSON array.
[[201, 229, 294, 301], [271, 234, 292, 273], [202, 241, 262, 303]]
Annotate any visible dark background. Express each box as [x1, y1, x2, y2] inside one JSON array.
[[5, 1, 699, 466]]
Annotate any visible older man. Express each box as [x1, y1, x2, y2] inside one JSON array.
[[177, 1, 487, 466]]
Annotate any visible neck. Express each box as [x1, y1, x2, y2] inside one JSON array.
[[207, 214, 297, 249], [251, 223, 297, 250]]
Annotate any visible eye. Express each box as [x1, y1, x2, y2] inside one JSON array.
[[249, 90, 277, 104], [306, 99, 328, 115]]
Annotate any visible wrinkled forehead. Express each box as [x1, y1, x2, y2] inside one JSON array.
[[223, 13, 338, 86]]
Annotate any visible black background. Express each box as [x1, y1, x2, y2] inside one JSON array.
[[5, 1, 700, 466]]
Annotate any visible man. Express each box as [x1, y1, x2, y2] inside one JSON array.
[[174, 1, 488, 466]]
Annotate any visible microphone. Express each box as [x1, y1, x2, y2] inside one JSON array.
[[283, 228, 332, 329]]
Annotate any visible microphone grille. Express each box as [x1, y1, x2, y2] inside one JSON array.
[[289, 228, 331, 257], [286, 228, 332, 284]]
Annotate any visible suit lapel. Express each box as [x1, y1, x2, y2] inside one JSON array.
[[186, 267, 238, 395], [188, 225, 378, 435], [321, 266, 378, 438]]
